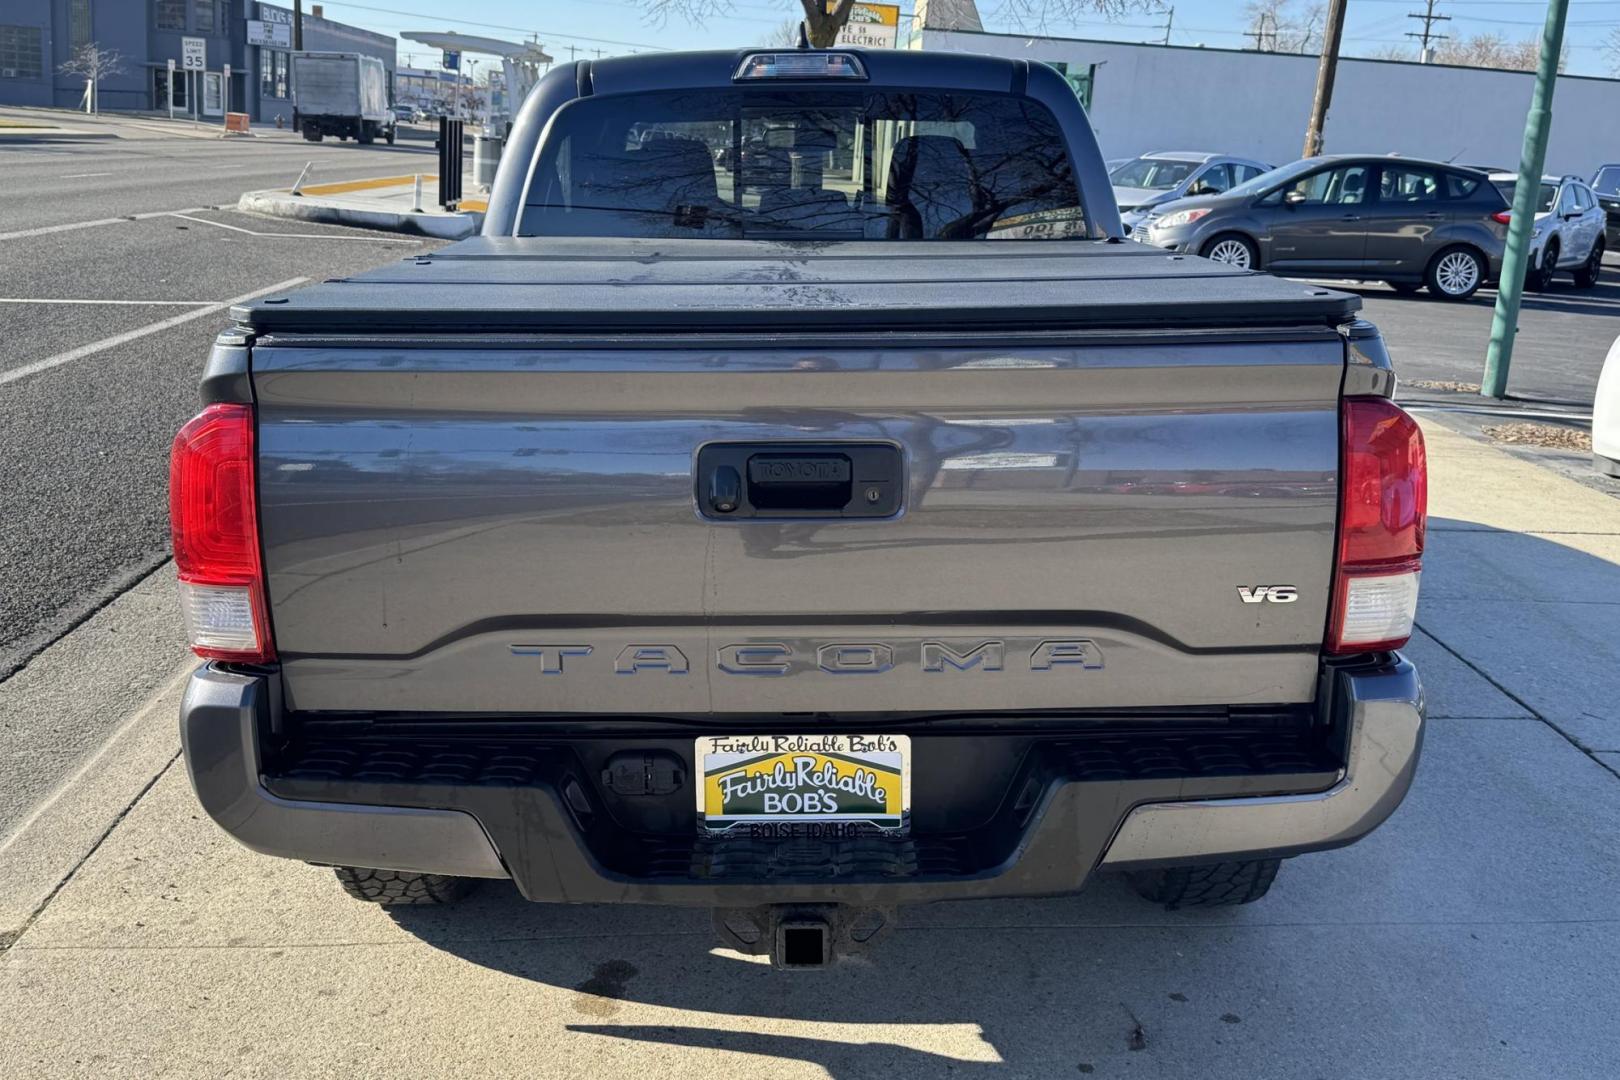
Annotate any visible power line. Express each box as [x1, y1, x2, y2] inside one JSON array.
[[1407, 0, 1451, 60]]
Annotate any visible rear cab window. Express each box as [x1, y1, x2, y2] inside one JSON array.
[[518, 89, 1084, 240]]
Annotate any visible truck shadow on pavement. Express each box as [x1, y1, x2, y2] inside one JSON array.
[[385, 872, 1245, 1077]]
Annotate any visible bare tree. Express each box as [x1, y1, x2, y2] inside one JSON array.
[[1243, 0, 1323, 54], [1373, 32, 1566, 73], [1609, 27, 1620, 75], [59, 42, 125, 115], [764, 18, 803, 47], [642, 0, 1141, 50]]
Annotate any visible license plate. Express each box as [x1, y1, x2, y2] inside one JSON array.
[[695, 734, 910, 835]]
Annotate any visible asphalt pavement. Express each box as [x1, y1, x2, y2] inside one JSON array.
[[0, 120, 446, 829]]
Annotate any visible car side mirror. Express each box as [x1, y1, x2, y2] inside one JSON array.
[[1283, 190, 1307, 208]]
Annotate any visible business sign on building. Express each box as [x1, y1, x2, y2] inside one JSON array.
[[181, 37, 207, 72], [247, 20, 292, 48], [258, 5, 293, 25], [833, 2, 901, 49]]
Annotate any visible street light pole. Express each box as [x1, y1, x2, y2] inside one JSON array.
[[1481, 0, 1571, 399]]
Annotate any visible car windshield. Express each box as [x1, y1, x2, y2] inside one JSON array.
[[1109, 157, 1198, 190], [519, 88, 1085, 241], [1592, 165, 1620, 196], [1492, 180, 1558, 213], [1220, 159, 1319, 200]]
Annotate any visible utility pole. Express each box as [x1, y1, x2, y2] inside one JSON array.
[[1249, 13, 1270, 50], [1482, 0, 1571, 398], [1156, 6, 1175, 46], [1302, 0, 1348, 157], [293, 0, 304, 50], [565, 45, 579, 61], [1406, 0, 1450, 63]]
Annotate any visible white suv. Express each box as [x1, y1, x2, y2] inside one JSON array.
[[1489, 173, 1607, 290]]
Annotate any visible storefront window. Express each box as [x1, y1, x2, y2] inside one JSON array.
[[274, 51, 288, 99], [0, 25, 43, 79], [154, 0, 186, 31], [70, 0, 92, 51]]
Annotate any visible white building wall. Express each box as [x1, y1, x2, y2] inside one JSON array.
[[919, 29, 1620, 178]]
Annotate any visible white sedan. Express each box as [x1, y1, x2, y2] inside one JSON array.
[[1597, 334, 1620, 477]]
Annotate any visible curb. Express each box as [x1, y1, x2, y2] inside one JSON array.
[[237, 188, 480, 240]]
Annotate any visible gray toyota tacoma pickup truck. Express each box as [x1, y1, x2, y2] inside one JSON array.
[[172, 47, 1427, 968]]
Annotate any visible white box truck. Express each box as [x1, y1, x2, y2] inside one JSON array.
[[292, 52, 395, 145]]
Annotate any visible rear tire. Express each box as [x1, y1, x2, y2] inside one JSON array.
[[302, 128, 322, 143], [357, 121, 375, 146], [1201, 233, 1258, 270], [385, 124, 396, 146], [1574, 239, 1605, 289], [1387, 281, 1423, 295], [1425, 246, 1485, 300], [1526, 242, 1557, 291], [333, 867, 478, 906], [1128, 859, 1281, 909]]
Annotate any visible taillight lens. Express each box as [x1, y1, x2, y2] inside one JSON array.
[[1327, 398, 1427, 654], [169, 403, 274, 662], [1492, 210, 1512, 224]]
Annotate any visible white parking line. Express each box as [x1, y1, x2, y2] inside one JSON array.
[[169, 211, 423, 244], [0, 298, 217, 307], [60, 172, 113, 179], [0, 207, 210, 243], [0, 277, 306, 388]]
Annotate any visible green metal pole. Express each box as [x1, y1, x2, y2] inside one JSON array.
[[1481, 0, 1570, 399]]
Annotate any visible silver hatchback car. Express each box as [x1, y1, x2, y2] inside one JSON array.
[[1110, 152, 1272, 232]]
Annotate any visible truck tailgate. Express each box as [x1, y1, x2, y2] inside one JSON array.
[[247, 240, 1350, 715]]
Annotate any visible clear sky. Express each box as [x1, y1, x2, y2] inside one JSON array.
[[311, 0, 1620, 78]]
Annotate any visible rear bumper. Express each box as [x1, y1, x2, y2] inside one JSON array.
[[180, 656, 1423, 905]]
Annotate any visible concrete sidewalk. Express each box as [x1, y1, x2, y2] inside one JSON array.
[[0, 419, 1616, 1079], [240, 173, 486, 240]]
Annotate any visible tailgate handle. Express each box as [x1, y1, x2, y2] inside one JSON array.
[[696, 443, 901, 519]]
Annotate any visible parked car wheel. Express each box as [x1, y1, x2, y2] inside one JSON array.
[[333, 867, 478, 905], [1574, 239, 1605, 289], [1426, 246, 1485, 300], [302, 128, 322, 143], [1202, 233, 1258, 270], [1526, 242, 1558, 291], [1387, 281, 1423, 295], [1128, 859, 1281, 909]]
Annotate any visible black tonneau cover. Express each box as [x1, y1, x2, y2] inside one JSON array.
[[236, 237, 1360, 334]]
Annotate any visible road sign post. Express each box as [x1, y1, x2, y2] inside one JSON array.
[[182, 37, 206, 129], [223, 63, 231, 129], [167, 58, 176, 120]]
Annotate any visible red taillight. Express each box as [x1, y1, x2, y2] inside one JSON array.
[[1492, 210, 1512, 224], [1327, 398, 1427, 654], [169, 403, 274, 662]]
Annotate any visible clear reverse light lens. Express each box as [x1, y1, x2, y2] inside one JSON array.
[[177, 581, 262, 654], [1336, 569, 1420, 651]]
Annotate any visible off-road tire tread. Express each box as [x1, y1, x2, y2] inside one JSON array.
[[332, 867, 477, 905], [1128, 858, 1281, 909]]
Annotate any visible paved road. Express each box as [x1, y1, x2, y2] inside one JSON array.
[[0, 121, 445, 829], [1327, 261, 1620, 408]]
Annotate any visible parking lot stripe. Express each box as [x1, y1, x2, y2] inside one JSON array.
[[0, 276, 306, 388], [0, 206, 211, 243], [59, 172, 113, 179], [0, 298, 217, 307]]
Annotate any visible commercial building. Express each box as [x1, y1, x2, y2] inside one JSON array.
[[914, 17, 1620, 178], [0, 2, 394, 125]]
